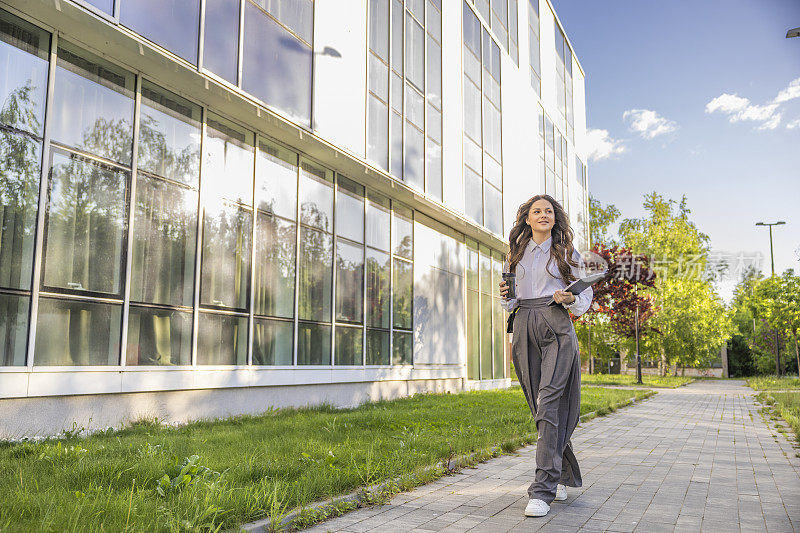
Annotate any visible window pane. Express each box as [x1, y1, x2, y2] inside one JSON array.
[[52, 44, 135, 165], [391, 72, 402, 112], [121, 0, 200, 64], [335, 325, 363, 365], [366, 248, 390, 328], [297, 321, 330, 365], [126, 306, 192, 365], [463, 2, 480, 56], [485, 184, 502, 234], [391, 0, 403, 73], [494, 303, 504, 377], [335, 239, 364, 324], [480, 292, 492, 378], [479, 247, 491, 292], [336, 176, 365, 244], [298, 226, 332, 321], [0, 131, 40, 291], [464, 135, 482, 174], [0, 10, 49, 137], [299, 160, 333, 231], [256, 138, 298, 219], [484, 154, 502, 191], [251, 0, 313, 44], [138, 81, 201, 186], [200, 200, 252, 310], [204, 116, 254, 205], [407, 0, 424, 20], [254, 212, 295, 318], [368, 52, 389, 101], [405, 84, 424, 129], [365, 192, 390, 251], [392, 257, 412, 329], [243, 1, 313, 124], [403, 123, 424, 190], [367, 95, 389, 171], [464, 165, 482, 225], [463, 79, 481, 143], [426, 35, 441, 110], [366, 328, 389, 365], [405, 14, 424, 91], [390, 111, 403, 178], [0, 292, 28, 366], [130, 175, 197, 307], [368, 0, 389, 61], [84, 0, 114, 14], [426, 1, 441, 43], [43, 151, 127, 295], [203, 0, 240, 83], [34, 297, 121, 366], [425, 138, 441, 201], [466, 289, 479, 379], [466, 243, 478, 289], [392, 330, 411, 365], [253, 317, 293, 365], [392, 205, 412, 259], [197, 312, 247, 364]]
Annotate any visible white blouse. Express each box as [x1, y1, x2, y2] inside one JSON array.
[[500, 236, 593, 317]]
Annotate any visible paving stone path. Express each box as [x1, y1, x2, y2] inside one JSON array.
[[302, 380, 800, 532]]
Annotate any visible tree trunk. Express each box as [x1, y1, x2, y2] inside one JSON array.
[[672, 364, 678, 377], [681, 365, 685, 377], [660, 348, 667, 377]]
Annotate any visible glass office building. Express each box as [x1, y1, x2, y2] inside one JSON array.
[[0, 0, 589, 436]]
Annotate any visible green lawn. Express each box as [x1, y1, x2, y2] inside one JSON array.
[[747, 376, 800, 390], [0, 386, 649, 533], [758, 392, 800, 445], [580, 373, 693, 388]]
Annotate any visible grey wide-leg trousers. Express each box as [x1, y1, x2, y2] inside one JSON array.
[[511, 296, 582, 504]]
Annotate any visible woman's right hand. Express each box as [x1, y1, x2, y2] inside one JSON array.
[[499, 280, 509, 300]]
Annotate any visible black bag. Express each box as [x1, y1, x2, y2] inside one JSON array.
[[506, 307, 518, 333]]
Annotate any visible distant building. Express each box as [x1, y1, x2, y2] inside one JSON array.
[[0, 0, 589, 436]]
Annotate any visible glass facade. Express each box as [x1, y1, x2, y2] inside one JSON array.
[[462, 2, 503, 236], [465, 239, 506, 380], [366, 0, 442, 200], [527, 0, 540, 96], [554, 17, 574, 141]]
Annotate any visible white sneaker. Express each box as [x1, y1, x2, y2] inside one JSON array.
[[524, 498, 550, 517], [555, 484, 567, 501]]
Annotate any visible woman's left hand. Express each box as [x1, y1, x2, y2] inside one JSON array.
[[553, 290, 576, 305]]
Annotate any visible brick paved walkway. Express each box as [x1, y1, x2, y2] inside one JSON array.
[[301, 380, 800, 532]]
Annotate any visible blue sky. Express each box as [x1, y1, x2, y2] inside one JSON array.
[[550, 0, 800, 300]]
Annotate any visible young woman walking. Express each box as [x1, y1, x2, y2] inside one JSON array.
[[499, 194, 593, 518]]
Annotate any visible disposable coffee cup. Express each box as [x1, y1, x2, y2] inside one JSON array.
[[502, 272, 516, 299]]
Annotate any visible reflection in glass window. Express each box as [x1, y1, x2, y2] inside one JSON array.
[[126, 307, 192, 365], [404, 13, 424, 92], [336, 239, 364, 324], [256, 139, 297, 219], [299, 161, 333, 231], [197, 312, 247, 364], [121, 0, 201, 64], [43, 151, 127, 296], [392, 205, 412, 259], [34, 297, 121, 366], [480, 291, 492, 378], [335, 325, 362, 365], [464, 165, 482, 225], [203, 0, 240, 83], [404, 123, 424, 190], [484, 183, 502, 235], [297, 321, 330, 365], [392, 330, 411, 364], [0, 293, 28, 366], [368, 0, 389, 61], [366, 328, 389, 365], [200, 200, 252, 310], [52, 44, 135, 165], [466, 289, 479, 379], [0, 9, 49, 137], [253, 317, 293, 365], [392, 258, 412, 329], [138, 81, 201, 186], [254, 212, 295, 318], [84, 0, 114, 14], [130, 175, 197, 306], [0, 130, 40, 291], [367, 95, 388, 171], [365, 192, 390, 251], [426, 36, 441, 110], [298, 226, 332, 322], [366, 248, 390, 328], [251, 0, 313, 44], [335, 176, 364, 244], [243, 0, 313, 125], [204, 116, 254, 205]]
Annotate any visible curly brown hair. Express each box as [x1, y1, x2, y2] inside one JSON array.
[[507, 194, 578, 283]]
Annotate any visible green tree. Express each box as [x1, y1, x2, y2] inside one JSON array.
[[588, 195, 620, 247], [751, 269, 800, 376]]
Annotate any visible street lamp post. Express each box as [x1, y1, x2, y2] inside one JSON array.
[[755, 220, 786, 376]]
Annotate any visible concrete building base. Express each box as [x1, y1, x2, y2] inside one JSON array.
[[0, 378, 511, 440]]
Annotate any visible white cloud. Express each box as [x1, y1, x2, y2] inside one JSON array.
[[705, 93, 781, 129], [787, 119, 800, 130], [622, 109, 678, 139], [773, 77, 800, 104], [585, 128, 626, 162]]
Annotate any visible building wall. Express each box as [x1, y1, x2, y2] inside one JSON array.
[[0, 0, 587, 434]]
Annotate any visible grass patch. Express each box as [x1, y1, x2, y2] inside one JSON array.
[[757, 392, 800, 445], [747, 376, 800, 390], [580, 373, 693, 388], [0, 386, 649, 532]]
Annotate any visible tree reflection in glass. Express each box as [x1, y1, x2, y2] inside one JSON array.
[[0, 293, 28, 366], [197, 312, 247, 365], [126, 307, 192, 365], [366, 248, 390, 328], [254, 212, 295, 318], [298, 224, 332, 322], [335, 325, 362, 366], [392, 257, 412, 329], [253, 317, 292, 365], [200, 198, 252, 310], [335, 239, 364, 323], [43, 151, 127, 295]]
